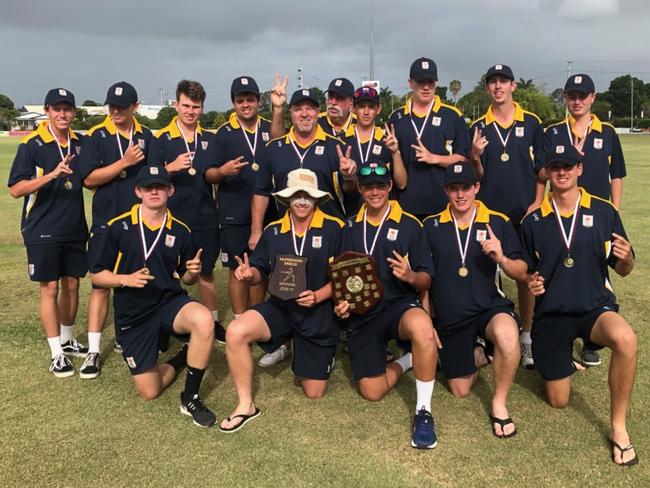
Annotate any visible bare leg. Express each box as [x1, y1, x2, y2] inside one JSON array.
[[198, 272, 218, 312], [58, 276, 79, 326], [132, 364, 177, 400], [87, 287, 110, 333], [228, 270, 249, 315], [39, 281, 60, 338]]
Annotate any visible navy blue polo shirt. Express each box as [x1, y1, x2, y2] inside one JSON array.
[[7, 121, 88, 245], [471, 103, 544, 223], [214, 113, 273, 225], [255, 126, 346, 218], [539, 115, 626, 201], [92, 204, 195, 328], [423, 201, 524, 329], [387, 96, 470, 215], [340, 200, 434, 324], [250, 207, 343, 344], [318, 111, 356, 137], [148, 117, 219, 230], [78, 116, 152, 230], [520, 189, 630, 319]]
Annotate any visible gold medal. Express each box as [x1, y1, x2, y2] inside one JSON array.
[[64, 180, 73, 190], [251, 162, 259, 172], [563, 256, 574, 268], [119, 170, 127, 179], [458, 266, 469, 277], [188, 167, 197, 176], [142, 267, 150, 275], [500, 152, 510, 162]]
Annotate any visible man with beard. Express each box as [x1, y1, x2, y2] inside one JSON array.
[[319, 77, 356, 137]]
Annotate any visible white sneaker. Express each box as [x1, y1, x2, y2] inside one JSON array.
[[258, 344, 291, 368], [520, 342, 534, 369]]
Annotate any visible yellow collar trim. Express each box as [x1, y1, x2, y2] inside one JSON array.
[[344, 124, 384, 142], [403, 95, 442, 116], [228, 112, 259, 133], [438, 200, 490, 228], [130, 204, 173, 230], [484, 102, 524, 127], [37, 121, 78, 145], [285, 125, 328, 148], [164, 116, 203, 139], [567, 114, 602, 136], [540, 189, 592, 217], [102, 115, 143, 137], [278, 207, 326, 234], [355, 200, 403, 224]]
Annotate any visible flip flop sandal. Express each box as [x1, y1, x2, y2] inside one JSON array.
[[219, 408, 262, 434], [609, 439, 639, 466], [491, 415, 517, 439]]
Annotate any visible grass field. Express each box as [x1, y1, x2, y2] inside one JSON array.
[[0, 135, 648, 487]]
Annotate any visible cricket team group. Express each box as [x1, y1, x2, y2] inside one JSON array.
[[7, 56, 639, 465]]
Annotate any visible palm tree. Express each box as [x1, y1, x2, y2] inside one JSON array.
[[449, 80, 462, 102], [518, 78, 535, 89]]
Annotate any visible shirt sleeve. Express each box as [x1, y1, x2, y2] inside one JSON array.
[[500, 218, 525, 261], [249, 229, 272, 279], [77, 132, 103, 180], [254, 143, 274, 196], [536, 128, 553, 172], [147, 133, 166, 166], [177, 229, 197, 276], [519, 215, 538, 272], [7, 142, 36, 186], [91, 226, 119, 274], [451, 111, 470, 157], [409, 223, 435, 279], [531, 119, 545, 172], [213, 127, 227, 167], [607, 208, 633, 269], [609, 132, 626, 179]]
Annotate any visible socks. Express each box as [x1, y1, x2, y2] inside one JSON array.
[[233, 314, 241, 320], [47, 336, 64, 358], [395, 352, 412, 373], [211, 310, 219, 323], [60, 325, 74, 343], [183, 365, 206, 399], [88, 332, 102, 354], [520, 331, 532, 344], [167, 344, 188, 371], [415, 379, 435, 414]]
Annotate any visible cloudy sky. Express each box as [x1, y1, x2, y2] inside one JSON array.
[[1, 0, 648, 110]]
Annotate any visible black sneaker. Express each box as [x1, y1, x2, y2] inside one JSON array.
[[61, 339, 88, 357], [79, 352, 101, 379], [49, 354, 74, 378], [180, 393, 216, 428], [582, 348, 602, 367], [215, 321, 226, 344]]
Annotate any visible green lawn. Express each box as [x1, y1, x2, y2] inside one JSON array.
[[0, 135, 648, 487]]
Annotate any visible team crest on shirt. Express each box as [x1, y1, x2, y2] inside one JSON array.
[[122, 222, 129, 231], [75, 146, 81, 155], [221, 252, 229, 263], [126, 356, 137, 368], [312, 235, 322, 248], [387, 228, 399, 241], [138, 139, 145, 149], [165, 234, 176, 247], [372, 145, 382, 155], [262, 132, 270, 142], [201, 141, 209, 150], [100, 130, 107, 138], [315, 145, 324, 155], [582, 215, 594, 228], [476, 229, 487, 241], [432, 117, 441, 127], [593, 138, 603, 150], [28, 264, 34, 276], [515, 127, 525, 138]]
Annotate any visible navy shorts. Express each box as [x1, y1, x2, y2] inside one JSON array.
[[254, 300, 337, 380], [438, 306, 518, 379], [26, 240, 88, 282], [532, 305, 617, 381], [191, 227, 220, 276], [220, 224, 250, 270], [115, 294, 194, 375], [347, 297, 422, 381]]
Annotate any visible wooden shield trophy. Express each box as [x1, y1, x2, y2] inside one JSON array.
[[268, 254, 308, 300], [328, 251, 382, 314]]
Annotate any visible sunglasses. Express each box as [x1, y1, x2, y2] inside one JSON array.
[[359, 166, 388, 176]]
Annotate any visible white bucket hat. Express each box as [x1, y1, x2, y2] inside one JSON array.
[[272, 168, 332, 206]]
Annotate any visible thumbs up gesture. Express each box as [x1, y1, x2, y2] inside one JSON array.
[[186, 248, 203, 276]]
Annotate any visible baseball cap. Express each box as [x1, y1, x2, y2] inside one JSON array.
[[444, 163, 479, 186], [327, 78, 355, 99], [485, 64, 515, 82], [542, 145, 582, 168], [409, 57, 438, 82], [354, 86, 380, 104], [104, 82, 138, 108], [564, 74, 595, 94], [44, 88, 76, 107], [358, 162, 391, 186], [231, 76, 260, 98], [136, 165, 172, 187], [289, 88, 320, 107]]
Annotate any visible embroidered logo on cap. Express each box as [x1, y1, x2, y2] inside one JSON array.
[[454, 164, 462, 173], [335, 79, 342, 87], [241, 77, 249, 85], [302, 89, 309, 96], [495, 64, 503, 70], [574, 76, 582, 84], [556, 145, 565, 154], [115, 87, 123, 96], [150, 167, 159, 175], [58, 89, 67, 96], [422, 61, 429, 69]]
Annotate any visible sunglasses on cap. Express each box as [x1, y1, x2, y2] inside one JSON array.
[[359, 166, 388, 176]]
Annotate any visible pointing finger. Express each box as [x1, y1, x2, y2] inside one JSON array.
[[194, 248, 203, 260], [486, 224, 496, 239]]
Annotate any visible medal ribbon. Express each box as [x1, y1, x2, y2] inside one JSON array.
[[565, 118, 592, 153], [238, 117, 259, 161], [409, 98, 435, 140], [47, 124, 71, 161], [289, 136, 316, 168], [176, 119, 198, 165], [551, 193, 581, 256], [363, 204, 392, 255], [138, 205, 168, 267], [290, 214, 313, 256], [354, 127, 375, 165], [452, 206, 477, 267], [116, 123, 134, 159], [493, 123, 514, 153]]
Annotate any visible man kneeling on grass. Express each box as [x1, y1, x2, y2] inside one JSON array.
[[219, 169, 343, 433], [90, 165, 217, 428]]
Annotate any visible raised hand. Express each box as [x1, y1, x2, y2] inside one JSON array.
[[271, 73, 289, 108], [471, 127, 489, 159], [386, 250, 413, 283], [527, 271, 545, 296], [612, 232, 633, 263], [167, 152, 194, 173], [383, 123, 399, 154], [480, 224, 504, 264], [220, 156, 249, 176], [123, 141, 145, 166], [337, 145, 357, 179], [234, 252, 254, 282], [50, 154, 75, 179], [410, 138, 436, 165], [185, 248, 203, 276], [121, 267, 155, 288]]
